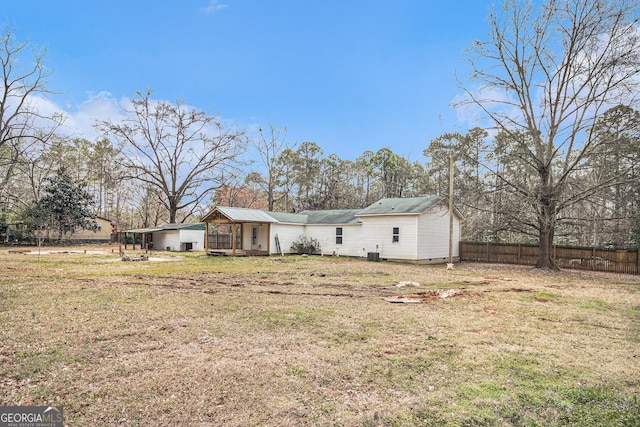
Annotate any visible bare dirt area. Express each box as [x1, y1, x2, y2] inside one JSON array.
[[0, 246, 638, 426]]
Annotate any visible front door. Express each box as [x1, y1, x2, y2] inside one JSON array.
[[251, 226, 259, 250]]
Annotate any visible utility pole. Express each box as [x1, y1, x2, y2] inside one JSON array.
[[448, 151, 454, 269]]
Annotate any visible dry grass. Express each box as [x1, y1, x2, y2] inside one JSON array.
[[0, 245, 639, 426]]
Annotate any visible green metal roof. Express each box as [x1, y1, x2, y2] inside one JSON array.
[[124, 223, 205, 233], [125, 226, 163, 233], [204, 196, 454, 226], [265, 211, 308, 224], [267, 209, 361, 225], [299, 209, 361, 224], [356, 196, 444, 216]]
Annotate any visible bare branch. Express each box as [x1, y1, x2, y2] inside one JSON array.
[[96, 90, 247, 223]]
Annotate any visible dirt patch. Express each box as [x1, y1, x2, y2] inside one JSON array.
[[23, 249, 110, 255], [383, 289, 466, 304], [459, 279, 493, 285], [103, 256, 183, 263]]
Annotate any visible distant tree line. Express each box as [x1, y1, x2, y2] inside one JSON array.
[[1, 0, 639, 268]]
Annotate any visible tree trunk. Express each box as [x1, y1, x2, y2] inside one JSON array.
[[537, 224, 557, 269], [169, 197, 178, 223], [267, 184, 274, 212], [536, 183, 558, 270]]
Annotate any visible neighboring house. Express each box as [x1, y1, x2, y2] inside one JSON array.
[[71, 216, 115, 242], [123, 223, 206, 252], [202, 196, 463, 264], [40, 216, 114, 242]]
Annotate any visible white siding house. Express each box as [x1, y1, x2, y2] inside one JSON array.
[[270, 223, 306, 255], [202, 196, 462, 264], [124, 223, 206, 252], [418, 204, 461, 260], [358, 215, 418, 260]]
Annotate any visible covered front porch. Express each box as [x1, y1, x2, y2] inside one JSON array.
[[202, 206, 276, 256], [206, 248, 272, 256]]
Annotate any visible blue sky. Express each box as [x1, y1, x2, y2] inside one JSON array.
[[1, 1, 491, 161]]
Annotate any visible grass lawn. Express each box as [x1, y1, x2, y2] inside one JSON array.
[[0, 246, 639, 426]]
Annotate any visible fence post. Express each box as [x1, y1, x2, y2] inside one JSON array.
[[637, 247, 640, 275]]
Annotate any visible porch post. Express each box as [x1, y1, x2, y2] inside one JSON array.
[[205, 222, 209, 252], [232, 222, 237, 255], [267, 223, 271, 255]]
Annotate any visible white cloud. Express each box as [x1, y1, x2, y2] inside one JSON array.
[[24, 91, 134, 142], [61, 92, 130, 140], [202, 0, 228, 15], [27, 91, 249, 150]]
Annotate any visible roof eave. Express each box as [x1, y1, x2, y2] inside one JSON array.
[[356, 212, 420, 217]]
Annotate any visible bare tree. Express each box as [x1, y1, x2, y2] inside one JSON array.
[[0, 28, 64, 211], [252, 123, 289, 211], [97, 89, 247, 223], [457, 0, 640, 268], [133, 184, 166, 228]]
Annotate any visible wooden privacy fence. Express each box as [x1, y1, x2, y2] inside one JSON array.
[[460, 241, 640, 275]]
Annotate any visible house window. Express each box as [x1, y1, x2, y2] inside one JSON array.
[[392, 227, 399, 243], [336, 227, 343, 245]]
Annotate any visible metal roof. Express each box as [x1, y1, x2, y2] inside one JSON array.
[[299, 209, 361, 224], [356, 196, 444, 216], [125, 226, 163, 233], [124, 223, 205, 233], [264, 211, 308, 224], [203, 196, 457, 226], [213, 206, 278, 223]]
